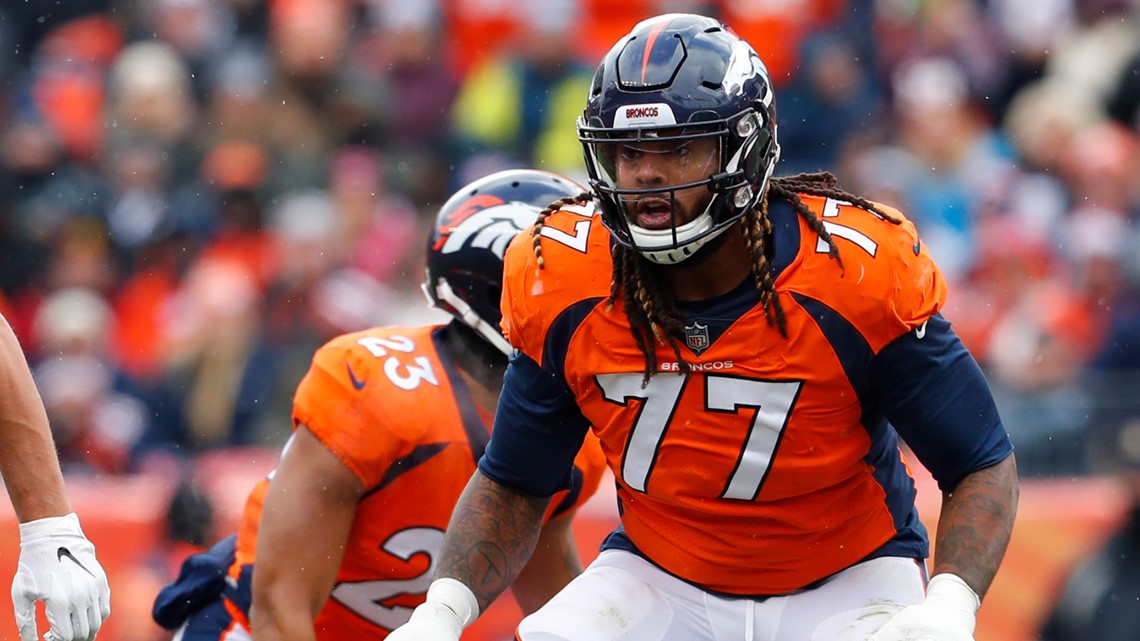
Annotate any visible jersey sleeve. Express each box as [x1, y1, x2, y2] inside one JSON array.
[[869, 313, 1014, 491], [876, 201, 948, 336], [292, 334, 398, 489], [789, 196, 949, 352], [500, 202, 614, 365], [479, 352, 593, 498]]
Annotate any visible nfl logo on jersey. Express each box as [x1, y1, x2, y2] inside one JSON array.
[[685, 322, 710, 353]]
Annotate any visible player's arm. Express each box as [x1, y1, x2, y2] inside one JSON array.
[[932, 453, 1018, 596], [249, 425, 364, 641], [873, 314, 1019, 598], [382, 471, 550, 641], [428, 473, 584, 618], [0, 314, 70, 521], [871, 456, 1018, 641], [2, 313, 111, 641], [440, 470, 553, 613], [511, 429, 605, 613], [868, 313, 1018, 640], [389, 352, 590, 640]]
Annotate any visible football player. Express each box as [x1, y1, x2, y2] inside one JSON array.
[[389, 14, 1018, 641], [152, 169, 606, 640], [2, 313, 111, 641]]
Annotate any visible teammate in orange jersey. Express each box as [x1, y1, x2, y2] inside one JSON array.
[[388, 14, 1019, 641], [151, 169, 606, 641]]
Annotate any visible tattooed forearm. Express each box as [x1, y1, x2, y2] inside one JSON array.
[[436, 471, 552, 612], [933, 454, 1019, 599]]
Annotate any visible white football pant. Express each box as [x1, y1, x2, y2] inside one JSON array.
[[517, 549, 926, 641]]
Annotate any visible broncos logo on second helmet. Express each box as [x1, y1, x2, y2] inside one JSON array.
[[433, 195, 538, 260], [424, 169, 587, 355]]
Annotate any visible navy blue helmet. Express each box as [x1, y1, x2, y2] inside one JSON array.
[[578, 14, 781, 264], [424, 169, 586, 354]]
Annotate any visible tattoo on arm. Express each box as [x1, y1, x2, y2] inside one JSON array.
[[933, 454, 1019, 599], [437, 472, 551, 613]]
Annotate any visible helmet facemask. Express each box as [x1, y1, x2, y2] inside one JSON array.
[[577, 14, 782, 265], [581, 108, 776, 264]]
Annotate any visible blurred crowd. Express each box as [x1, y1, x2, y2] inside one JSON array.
[[0, 0, 1139, 481]]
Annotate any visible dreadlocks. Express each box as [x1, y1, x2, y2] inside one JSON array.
[[531, 171, 902, 385]]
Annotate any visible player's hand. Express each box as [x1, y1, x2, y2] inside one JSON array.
[[387, 578, 478, 641], [868, 574, 979, 641], [12, 513, 111, 641]]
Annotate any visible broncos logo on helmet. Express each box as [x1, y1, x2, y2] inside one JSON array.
[[433, 196, 538, 260], [424, 169, 587, 355]]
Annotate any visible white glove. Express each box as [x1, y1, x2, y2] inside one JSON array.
[[387, 578, 479, 641], [12, 513, 111, 641], [868, 573, 980, 641]]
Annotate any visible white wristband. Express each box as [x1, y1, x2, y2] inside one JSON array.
[[425, 578, 480, 629], [18, 512, 84, 541], [925, 573, 980, 634]]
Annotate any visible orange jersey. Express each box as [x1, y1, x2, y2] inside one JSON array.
[[498, 195, 1005, 595], [226, 324, 605, 638]]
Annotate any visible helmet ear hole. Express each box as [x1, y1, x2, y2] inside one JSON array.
[[485, 286, 503, 316], [733, 187, 752, 208]]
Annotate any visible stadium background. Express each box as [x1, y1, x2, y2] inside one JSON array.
[[0, 0, 1138, 639]]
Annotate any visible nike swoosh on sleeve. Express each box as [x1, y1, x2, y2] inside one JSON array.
[[345, 362, 367, 390]]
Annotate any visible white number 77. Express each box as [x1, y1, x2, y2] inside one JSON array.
[[538, 201, 596, 253], [816, 197, 879, 257], [597, 373, 802, 501]]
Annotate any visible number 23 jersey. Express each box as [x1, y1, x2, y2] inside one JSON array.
[[227, 324, 606, 638], [491, 195, 1012, 596]]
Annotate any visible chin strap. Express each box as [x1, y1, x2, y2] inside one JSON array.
[[630, 212, 731, 264]]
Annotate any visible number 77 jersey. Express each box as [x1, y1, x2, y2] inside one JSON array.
[[500, 195, 1010, 596]]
